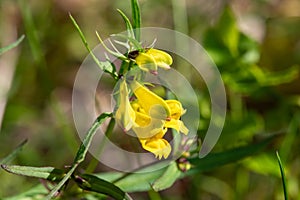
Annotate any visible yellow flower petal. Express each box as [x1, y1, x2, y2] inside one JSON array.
[[131, 101, 165, 139], [115, 80, 136, 131], [165, 100, 189, 135], [139, 129, 171, 159], [165, 119, 189, 135], [146, 49, 172, 69], [130, 81, 171, 118], [134, 48, 172, 73], [131, 103, 151, 126], [165, 100, 186, 120], [135, 52, 157, 73]]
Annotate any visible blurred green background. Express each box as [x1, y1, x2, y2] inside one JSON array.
[[0, 0, 299, 199]]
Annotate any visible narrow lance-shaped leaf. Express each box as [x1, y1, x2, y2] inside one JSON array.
[[69, 14, 118, 80], [0, 35, 25, 55], [74, 112, 112, 164], [131, 0, 141, 41], [0, 139, 27, 165], [95, 31, 128, 60], [1, 165, 65, 182], [76, 174, 133, 200], [117, 9, 135, 40], [188, 134, 279, 174]]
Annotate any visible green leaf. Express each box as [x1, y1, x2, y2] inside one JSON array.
[[0, 140, 27, 165], [187, 134, 279, 174], [117, 9, 135, 40], [69, 14, 118, 80], [97, 162, 169, 192], [131, 0, 141, 41], [0, 35, 25, 55], [1, 165, 65, 182], [152, 161, 181, 191], [74, 112, 112, 164], [76, 174, 132, 200], [276, 151, 288, 200]]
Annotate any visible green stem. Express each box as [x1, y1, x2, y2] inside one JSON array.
[[45, 164, 78, 200]]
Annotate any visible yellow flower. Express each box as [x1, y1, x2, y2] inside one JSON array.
[[139, 129, 171, 160], [164, 100, 189, 135], [134, 49, 173, 74], [115, 80, 188, 159], [115, 80, 136, 131]]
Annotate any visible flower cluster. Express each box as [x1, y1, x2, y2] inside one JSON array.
[[115, 49, 189, 159]]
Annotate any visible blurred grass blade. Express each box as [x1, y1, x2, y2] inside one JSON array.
[[76, 174, 133, 200], [1, 165, 64, 182], [188, 134, 278, 174], [117, 9, 135, 40], [2, 185, 48, 200], [152, 161, 181, 191], [46, 112, 112, 199], [131, 0, 141, 41], [69, 14, 118, 80], [0, 35, 25, 55], [0, 140, 27, 165], [18, 0, 53, 93], [276, 151, 288, 200]]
